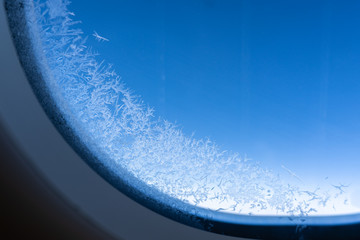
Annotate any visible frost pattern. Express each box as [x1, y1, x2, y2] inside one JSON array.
[[31, 0, 356, 217]]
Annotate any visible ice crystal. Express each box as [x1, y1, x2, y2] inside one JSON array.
[[29, 0, 357, 217]]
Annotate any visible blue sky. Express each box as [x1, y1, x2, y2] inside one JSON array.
[[70, 0, 360, 186]]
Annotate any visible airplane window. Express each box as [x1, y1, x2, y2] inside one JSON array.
[[5, 0, 360, 239]]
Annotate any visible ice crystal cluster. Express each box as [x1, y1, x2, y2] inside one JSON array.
[[30, 0, 355, 217]]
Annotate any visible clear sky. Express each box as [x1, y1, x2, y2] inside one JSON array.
[[70, 0, 360, 192]]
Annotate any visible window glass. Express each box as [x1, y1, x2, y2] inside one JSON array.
[[8, 0, 360, 236]]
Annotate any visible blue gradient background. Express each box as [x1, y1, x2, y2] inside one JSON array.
[[70, 0, 360, 188]]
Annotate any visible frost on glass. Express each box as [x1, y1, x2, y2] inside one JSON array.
[[27, 0, 359, 218]]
